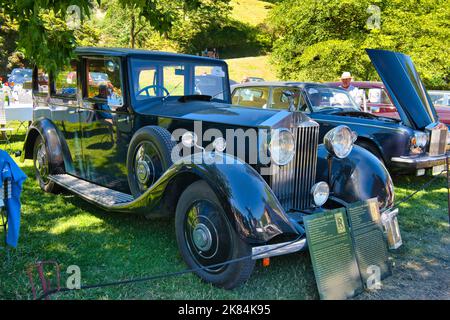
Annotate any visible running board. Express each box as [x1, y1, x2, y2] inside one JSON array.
[[48, 174, 134, 207]]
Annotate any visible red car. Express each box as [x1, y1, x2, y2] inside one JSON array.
[[327, 81, 450, 126]]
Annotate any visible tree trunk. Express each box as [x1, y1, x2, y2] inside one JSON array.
[[130, 12, 135, 49]]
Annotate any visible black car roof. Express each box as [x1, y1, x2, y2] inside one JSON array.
[[75, 47, 227, 65]]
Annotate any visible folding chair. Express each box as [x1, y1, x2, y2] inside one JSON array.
[[0, 97, 14, 153]]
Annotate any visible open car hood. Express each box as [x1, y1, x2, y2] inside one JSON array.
[[366, 49, 438, 129]]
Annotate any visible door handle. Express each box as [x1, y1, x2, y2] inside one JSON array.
[[117, 116, 130, 123]]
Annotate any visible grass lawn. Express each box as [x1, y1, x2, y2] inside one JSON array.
[[0, 121, 449, 300], [230, 0, 274, 27], [226, 56, 278, 83]]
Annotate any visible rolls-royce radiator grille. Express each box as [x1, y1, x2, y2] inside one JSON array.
[[428, 126, 448, 156], [270, 123, 320, 212]]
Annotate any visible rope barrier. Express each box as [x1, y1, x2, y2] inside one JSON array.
[[33, 168, 450, 300]]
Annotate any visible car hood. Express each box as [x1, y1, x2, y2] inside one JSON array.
[[137, 99, 284, 128], [366, 49, 438, 130]]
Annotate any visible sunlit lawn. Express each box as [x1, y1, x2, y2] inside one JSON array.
[[0, 121, 448, 300]]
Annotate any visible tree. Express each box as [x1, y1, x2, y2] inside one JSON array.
[[268, 0, 450, 89], [0, 0, 199, 73]]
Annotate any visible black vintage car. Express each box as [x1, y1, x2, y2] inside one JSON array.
[[22, 47, 395, 289], [231, 50, 449, 176]]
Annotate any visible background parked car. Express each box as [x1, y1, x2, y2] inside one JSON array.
[[429, 90, 450, 108], [327, 82, 450, 127], [7, 68, 32, 85], [231, 50, 449, 176]]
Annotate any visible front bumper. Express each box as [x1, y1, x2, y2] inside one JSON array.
[[391, 152, 449, 170], [252, 238, 307, 259]]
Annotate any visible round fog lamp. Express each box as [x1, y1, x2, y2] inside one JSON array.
[[311, 182, 329, 207]]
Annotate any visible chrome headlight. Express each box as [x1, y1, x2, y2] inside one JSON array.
[[311, 182, 329, 207], [324, 125, 356, 159], [269, 128, 295, 166], [411, 131, 428, 148]]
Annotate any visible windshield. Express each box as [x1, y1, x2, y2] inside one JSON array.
[[130, 58, 229, 105], [305, 85, 360, 112]]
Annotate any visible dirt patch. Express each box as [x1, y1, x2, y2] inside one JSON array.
[[355, 231, 450, 300]]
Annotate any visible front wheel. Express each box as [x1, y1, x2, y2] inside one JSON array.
[[175, 180, 255, 289], [33, 135, 61, 193]]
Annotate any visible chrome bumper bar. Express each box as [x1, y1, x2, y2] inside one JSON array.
[[391, 153, 449, 169], [251, 238, 307, 260]]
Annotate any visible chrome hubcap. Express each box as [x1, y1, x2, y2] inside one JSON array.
[[36, 144, 48, 178], [136, 160, 150, 184], [192, 223, 212, 252], [134, 144, 156, 188]]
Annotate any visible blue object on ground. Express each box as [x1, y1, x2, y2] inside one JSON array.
[[0, 148, 27, 248]]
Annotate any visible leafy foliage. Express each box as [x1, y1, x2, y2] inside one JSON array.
[[268, 0, 450, 89]]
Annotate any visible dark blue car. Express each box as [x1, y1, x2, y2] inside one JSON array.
[[21, 47, 395, 289], [231, 50, 449, 176]]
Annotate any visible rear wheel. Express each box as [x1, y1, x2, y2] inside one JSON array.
[[175, 180, 255, 289], [32, 135, 61, 193]]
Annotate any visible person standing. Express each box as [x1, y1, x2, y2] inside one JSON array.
[[339, 72, 362, 105]]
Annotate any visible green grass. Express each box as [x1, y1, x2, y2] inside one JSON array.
[[0, 121, 449, 300], [225, 55, 277, 82], [230, 0, 274, 27]]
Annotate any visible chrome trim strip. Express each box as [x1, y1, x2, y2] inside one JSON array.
[[259, 110, 291, 127], [391, 153, 449, 164], [252, 238, 307, 260]]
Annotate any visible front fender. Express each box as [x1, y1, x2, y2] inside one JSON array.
[[115, 152, 299, 244], [316, 144, 395, 210]]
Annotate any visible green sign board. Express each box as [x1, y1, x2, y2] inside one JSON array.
[[303, 208, 363, 300], [347, 198, 391, 287]]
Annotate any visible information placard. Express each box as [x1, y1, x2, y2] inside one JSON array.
[[304, 209, 363, 300], [347, 198, 392, 287]]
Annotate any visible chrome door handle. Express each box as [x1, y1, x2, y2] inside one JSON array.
[[117, 116, 130, 123]]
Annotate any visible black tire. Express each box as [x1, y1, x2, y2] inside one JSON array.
[[32, 135, 62, 193], [175, 180, 255, 289], [127, 126, 178, 197], [356, 140, 385, 164]]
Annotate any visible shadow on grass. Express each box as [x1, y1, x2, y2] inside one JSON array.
[[1, 164, 318, 300]]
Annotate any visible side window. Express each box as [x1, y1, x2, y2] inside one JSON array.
[[34, 68, 49, 95], [87, 58, 123, 108], [53, 61, 77, 98], [271, 87, 300, 110], [233, 87, 269, 108]]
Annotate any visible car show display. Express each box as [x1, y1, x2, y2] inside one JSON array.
[[19, 47, 399, 291]]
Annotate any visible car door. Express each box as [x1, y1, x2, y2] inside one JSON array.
[[79, 56, 132, 192], [48, 60, 85, 177]]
